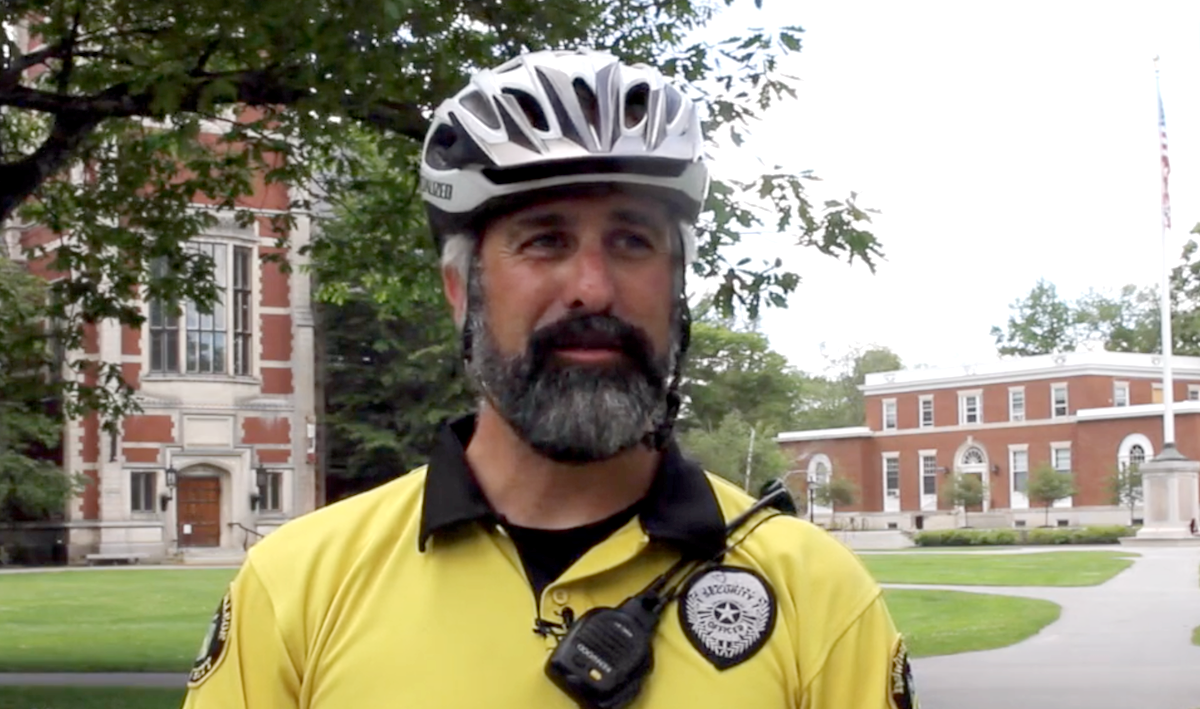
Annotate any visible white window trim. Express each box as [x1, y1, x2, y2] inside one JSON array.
[[1114, 381, 1130, 407], [918, 395, 934, 428], [1008, 443, 1030, 510], [918, 448, 938, 500], [1049, 441, 1073, 508], [1189, 384, 1200, 402], [1008, 386, 1025, 422], [881, 452, 901, 506], [958, 389, 983, 425], [882, 398, 898, 431], [1050, 382, 1069, 419]]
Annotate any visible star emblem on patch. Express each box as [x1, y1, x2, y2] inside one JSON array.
[[678, 565, 777, 670]]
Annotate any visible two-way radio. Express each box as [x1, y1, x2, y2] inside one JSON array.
[[543, 482, 793, 709]]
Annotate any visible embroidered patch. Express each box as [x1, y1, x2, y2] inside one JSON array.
[[679, 565, 776, 670], [188, 591, 233, 687], [889, 636, 917, 709]]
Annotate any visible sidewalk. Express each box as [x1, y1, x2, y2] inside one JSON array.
[[905, 546, 1200, 709]]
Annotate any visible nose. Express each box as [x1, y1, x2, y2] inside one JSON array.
[[563, 240, 616, 312]]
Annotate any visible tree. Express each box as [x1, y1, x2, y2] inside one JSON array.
[[680, 299, 806, 434], [2, 2, 883, 433], [1026, 464, 1076, 527], [941, 473, 984, 528], [678, 411, 790, 493], [1107, 463, 1143, 523], [812, 475, 857, 528], [990, 279, 1077, 357], [791, 345, 901, 430], [0, 258, 84, 521]]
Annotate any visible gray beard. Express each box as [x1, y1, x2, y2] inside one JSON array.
[[464, 265, 676, 464]]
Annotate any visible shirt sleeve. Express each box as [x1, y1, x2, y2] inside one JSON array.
[[180, 559, 301, 709], [801, 593, 918, 709]]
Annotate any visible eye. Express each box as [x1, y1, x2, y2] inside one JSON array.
[[522, 231, 570, 253], [612, 231, 657, 254]]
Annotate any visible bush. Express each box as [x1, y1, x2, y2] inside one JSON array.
[[913, 526, 1132, 547]]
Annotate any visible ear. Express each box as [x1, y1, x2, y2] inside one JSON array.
[[442, 263, 468, 329]]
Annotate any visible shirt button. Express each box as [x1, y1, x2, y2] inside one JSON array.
[[551, 588, 570, 604]]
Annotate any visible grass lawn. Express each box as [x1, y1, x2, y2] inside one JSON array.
[[0, 687, 183, 709], [862, 550, 1135, 586], [0, 569, 235, 672], [885, 588, 1061, 657]]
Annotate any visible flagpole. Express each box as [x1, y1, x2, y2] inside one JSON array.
[[1155, 56, 1177, 451]]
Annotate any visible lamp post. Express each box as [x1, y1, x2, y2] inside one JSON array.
[[160, 465, 177, 512]]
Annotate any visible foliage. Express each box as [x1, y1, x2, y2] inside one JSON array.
[[991, 239, 1200, 357], [1026, 464, 1076, 527], [1107, 464, 1143, 521], [680, 298, 806, 433], [308, 129, 472, 497], [812, 475, 857, 527], [989, 279, 1076, 356], [941, 473, 984, 526], [913, 526, 1132, 547], [786, 345, 903, 431], [1, 0, 883, 432], [679, 410, 789, 492], [0, 258, 84, 521]]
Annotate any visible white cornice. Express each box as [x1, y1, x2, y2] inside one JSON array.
[[862, 362, 1200, 396], [776, 427, 872, 442], [1076, 401, 1200, 421]]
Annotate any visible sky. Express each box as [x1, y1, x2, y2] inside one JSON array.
[[689, 0, 1200, 377]]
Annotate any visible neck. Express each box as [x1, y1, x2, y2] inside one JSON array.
[[464, 403, 660, 530]]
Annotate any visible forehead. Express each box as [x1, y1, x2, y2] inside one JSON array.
[[484, 192, 673, 238]]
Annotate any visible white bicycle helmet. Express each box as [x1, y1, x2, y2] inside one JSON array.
[[419, 49, 710, 251]]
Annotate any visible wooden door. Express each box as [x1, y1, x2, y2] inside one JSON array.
[[178, 477, 221, 547]]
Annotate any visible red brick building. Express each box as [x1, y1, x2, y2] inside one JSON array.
[[776, 350, 1200, 531]]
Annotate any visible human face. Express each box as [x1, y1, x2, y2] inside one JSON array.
[[453, 192, 681, 463]]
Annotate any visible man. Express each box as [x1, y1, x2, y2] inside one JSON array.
[[181, 49, 915, 709]]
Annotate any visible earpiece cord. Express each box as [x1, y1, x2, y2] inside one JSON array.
[[660, 512, 783, 605]]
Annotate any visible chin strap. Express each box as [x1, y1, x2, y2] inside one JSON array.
[[645, 292, 691, 452]]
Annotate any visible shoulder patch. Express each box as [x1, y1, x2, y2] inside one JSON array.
[[889, 636, 918, 709], [678, 565, 776, 670], [188, 591, 233, 688]]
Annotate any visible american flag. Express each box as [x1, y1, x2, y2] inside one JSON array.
[[1159, 76, 1171, 229]]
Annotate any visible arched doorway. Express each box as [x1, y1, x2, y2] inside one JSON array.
[[806, 455, 833, 515], [955, 442, 990, 513], [1117, 433, 1154, 472], [177, 464, 225, 547]]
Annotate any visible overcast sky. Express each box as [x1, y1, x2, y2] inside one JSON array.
[[690, 0, 1200, 376]]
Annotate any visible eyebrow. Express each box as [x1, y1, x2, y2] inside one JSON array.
[[506, 206, 668, 237]]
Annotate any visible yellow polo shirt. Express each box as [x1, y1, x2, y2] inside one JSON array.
[[181, 416, 916, 709]]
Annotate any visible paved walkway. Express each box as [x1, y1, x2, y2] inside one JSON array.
[[2, 547, 1198, 708], [902, 546, 1200, 709]]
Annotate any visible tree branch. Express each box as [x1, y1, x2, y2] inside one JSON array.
[[0, 111, 98, 223]]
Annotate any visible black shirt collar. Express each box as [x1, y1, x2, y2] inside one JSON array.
[[418, 414, 726, 559]]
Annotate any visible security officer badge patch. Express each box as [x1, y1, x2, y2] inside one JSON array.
[[679, 566, 777, 670], [889, 636, 918, 709], [189, 591, 233, 687]]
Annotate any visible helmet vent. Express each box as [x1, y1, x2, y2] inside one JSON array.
[[663, 84, 684, 124], [624, 83, 650, 129], [501, 88, 549, 132], [425, 123, 460, 170], [460, 90, 501, 131], [572, 78, 601, 137]]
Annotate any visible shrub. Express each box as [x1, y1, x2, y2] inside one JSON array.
[[913, 526, 1131, 547]]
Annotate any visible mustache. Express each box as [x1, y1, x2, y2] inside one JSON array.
[[527, 313, 660, 375]]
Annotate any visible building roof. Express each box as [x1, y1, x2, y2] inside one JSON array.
[[860, 350, 1200, 396]]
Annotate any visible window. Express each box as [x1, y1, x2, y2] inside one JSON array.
[[232, 246, 253, 376], [962, 447, 985, 466], [186, 242, 227, 374], [1114, 381, 1129, 407], [1051, 384, 1069, 418], [149, 259, 180, 373], [1128, 444, 1146, 468], [148, 242, 255, 376], [882, 399, 897, 430], [258, 472, 282, 512], [1011, 448, 1029, 494], [131, 471, 156, 513], [920, 454, 938, 496], [1009, 387, 1025, 422], [884, 456, 900, 498], [1152, 384, 1163, 404], [919, 396, 934, 428], [1052, 445, 1072, 472], [959, 391, 981, 425], [1189, 385, 1200, 402]]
